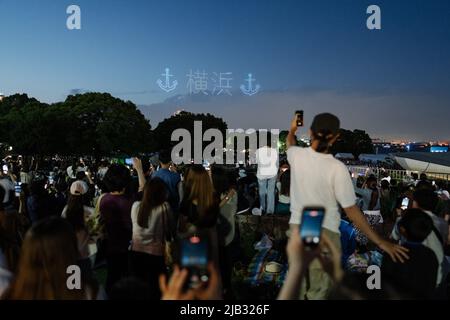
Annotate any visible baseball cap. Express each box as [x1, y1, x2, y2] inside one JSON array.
[[70, 180, 88, 195], [310, 113, 340, 135]]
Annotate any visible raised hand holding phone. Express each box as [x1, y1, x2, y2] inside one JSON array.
[[159, 266, 195, 300], [295, 110, 304, 127], [179, 234, 210, 290], [287, 110, 304, 148], [400, 197, 410, 210], [278, 227, 320, 300], [193, 263, 222, 300], [131, 157, 142, 170], [299, 206, 325, 248]]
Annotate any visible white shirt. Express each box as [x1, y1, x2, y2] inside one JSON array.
[[255, 146, 279, 180], [67, 165, 87, 178], [67, 166, 76, 179], [97, 167, 108, 180], [130, 201, 169, 256], [381, 176, 391, 183], [20, 171, 32, 184], [287, 147, 356, 233]]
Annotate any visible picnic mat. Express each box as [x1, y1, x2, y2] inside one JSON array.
[[244, 248, 287, 287], [346, 250, 383, 273]]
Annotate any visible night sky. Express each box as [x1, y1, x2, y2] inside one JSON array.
[[1, 0, 450, 141]]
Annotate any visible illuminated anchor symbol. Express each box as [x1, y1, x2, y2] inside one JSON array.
[[240, 73, 260, 96], [157, 68, 178, 92]]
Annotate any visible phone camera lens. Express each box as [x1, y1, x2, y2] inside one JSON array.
[[201, 275, 209, 282]]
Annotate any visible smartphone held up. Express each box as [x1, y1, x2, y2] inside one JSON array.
[[299, 207, 325, 248], [400, 197, 410, 211], [179, 234, 209, 289], [125, 158, 133, 166], [295, 110, 304, 127]]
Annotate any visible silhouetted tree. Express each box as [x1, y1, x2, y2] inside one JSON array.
[[153, 111, 227, 154], [331, 129, 374, 157], [0, 92, 155, 157]]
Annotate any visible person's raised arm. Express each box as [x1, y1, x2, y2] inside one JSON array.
[[277, 228, 317, 300], [219, 189, 236, 208], [335, 165, 409, 263], [132, 157, 146, 193], [286, 115, 298, 149], [344, 205, 409, 263], [85, 170, 94, 185]]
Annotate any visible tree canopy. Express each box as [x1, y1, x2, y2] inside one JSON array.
[[153, 111, 228, 152], [0, 93, 155, 156], [0, 93, 371, 158], [330, 128, 374, 157]]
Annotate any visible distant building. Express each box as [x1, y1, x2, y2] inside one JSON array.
[[405, 142, 429, 152], [359, 153, 394, 164], [373, 141, 406, 154], [0, 93, 4, 102], [430, 145, 449, 153], [335, 153, 355, 160]]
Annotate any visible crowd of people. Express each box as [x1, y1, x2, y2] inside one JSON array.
[[0, 113, 449, 300]]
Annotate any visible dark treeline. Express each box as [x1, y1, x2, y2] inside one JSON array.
[[0, 93, 227, 159], [0, 92, 373, 159]]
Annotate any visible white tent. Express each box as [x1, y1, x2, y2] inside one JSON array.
[[394, 152, 450, 174], [335, 153, 354, 160], [358, 154, 392, 163]]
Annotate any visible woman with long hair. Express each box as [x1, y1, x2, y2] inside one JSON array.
[[275, 167, 291, 215], [62, 181, 95, 274], [179, 165, 218, 231], [129, 177, 173, 299], [2, 217, 96, 300], [179, 165, 222, 293]]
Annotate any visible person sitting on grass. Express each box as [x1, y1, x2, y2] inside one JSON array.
[[382, 209, 439, 299]]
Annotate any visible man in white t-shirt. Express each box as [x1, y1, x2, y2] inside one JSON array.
[[255, 135, 279, 215], [286, 112, 408, 300]]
